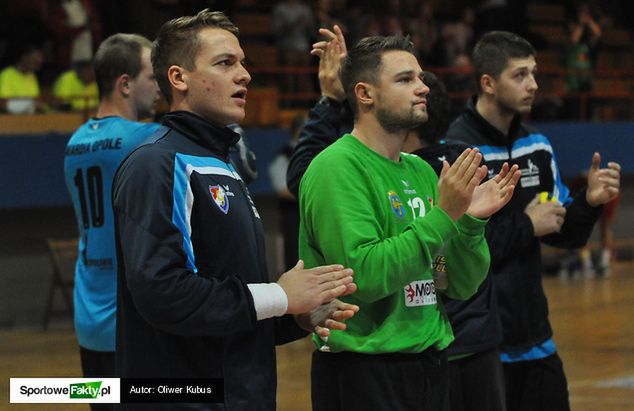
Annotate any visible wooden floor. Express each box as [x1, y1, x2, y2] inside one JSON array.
[[1, 261, 633, 411]]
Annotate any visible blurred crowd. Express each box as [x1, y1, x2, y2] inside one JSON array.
[[0, 0, 633, 115]]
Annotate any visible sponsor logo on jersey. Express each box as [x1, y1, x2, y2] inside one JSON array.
[[388, 190, 405, 218], [520, 159, 540, 187], [432, 254, 448, 290], [404, 280, 437, 307], [209, 185, 230, 214]]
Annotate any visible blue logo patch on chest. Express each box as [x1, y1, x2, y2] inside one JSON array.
[[209, 185, 230, 214], [388, 190, 405, 218]]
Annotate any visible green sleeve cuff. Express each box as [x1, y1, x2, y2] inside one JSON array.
[[426, 207, 459, 239], [457, 213, 488, 236]]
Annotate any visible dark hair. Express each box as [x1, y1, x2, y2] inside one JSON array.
[[341, 35, 415, 116], [93, 33, 152, 99], [472, 31, 535, 93], [152, 9, 239, 104], [411, 72, 450, 145]]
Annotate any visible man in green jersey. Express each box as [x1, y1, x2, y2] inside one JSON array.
[[298, 35, 520, 411]]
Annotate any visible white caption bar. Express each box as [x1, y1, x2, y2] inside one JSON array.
[[10, 378, 120, 403]]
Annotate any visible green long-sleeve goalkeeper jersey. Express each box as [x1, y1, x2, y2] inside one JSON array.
[[299, 134, 490, 354]]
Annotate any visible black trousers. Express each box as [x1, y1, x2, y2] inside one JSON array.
[[311, 349, 449, 411], [79, 346, 115, 411], [447, 349, 507, 411], [503, 353, 570, 411]]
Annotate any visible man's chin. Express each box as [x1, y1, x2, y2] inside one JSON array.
[[518, 103, 533, 114]]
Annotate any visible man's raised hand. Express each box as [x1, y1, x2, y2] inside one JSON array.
[[437, 148, 488, 221], [311, 25, 347, 101], [586, 152, 621, 207], [467, 162, 521, 218]]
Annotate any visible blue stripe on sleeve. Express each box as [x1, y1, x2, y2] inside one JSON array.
[[172, 154, 236, 273]]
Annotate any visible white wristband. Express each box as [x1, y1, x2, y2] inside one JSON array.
[[247, 283, 288, 320]]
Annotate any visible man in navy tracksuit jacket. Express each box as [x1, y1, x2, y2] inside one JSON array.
[[113, 10, 357, 411], [446, 31, 621, 410]]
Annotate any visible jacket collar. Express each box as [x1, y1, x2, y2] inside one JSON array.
[[162, 111, 240, 158], [465, 95, 522, 146]]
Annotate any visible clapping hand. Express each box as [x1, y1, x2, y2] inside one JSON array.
[[311, 25, 347, 102], [437, 148, 488, 221], [467, 162, 521, 218]]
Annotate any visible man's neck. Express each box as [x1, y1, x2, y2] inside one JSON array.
[[475, 95, 515, 136], [402, 131, 428, 154], [351, 115, 408, 162], [96, 97, 137, 120]]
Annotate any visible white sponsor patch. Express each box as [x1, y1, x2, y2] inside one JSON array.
[[520, 159, 540, 187], [521, 175, 540, 187], [404, 280, 437, 307]]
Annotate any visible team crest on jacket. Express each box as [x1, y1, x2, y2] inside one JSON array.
[[209, 185, 230, 214], [388, 191, 405, 218]]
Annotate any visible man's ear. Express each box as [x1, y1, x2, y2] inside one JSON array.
[[354, 82, 374, 109], [480, 74, 496, 96], [168, 65, 188, 93], [117, 74, 131, 97]]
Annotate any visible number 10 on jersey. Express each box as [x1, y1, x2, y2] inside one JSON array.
[[74, 167, 104, 228]]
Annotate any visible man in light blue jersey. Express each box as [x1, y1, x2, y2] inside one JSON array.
[[63, 33, 160, 400]]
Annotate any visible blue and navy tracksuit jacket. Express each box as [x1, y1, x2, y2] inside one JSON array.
[[113, 111, 306, 410], [446, 96, 602, 358]]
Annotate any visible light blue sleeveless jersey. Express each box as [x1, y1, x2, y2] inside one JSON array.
[[64, 117, 160, 351]]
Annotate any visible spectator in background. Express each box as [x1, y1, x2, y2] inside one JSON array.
[[0, 43, 44, 114], [53, 59, 98, 112], [445, 53, 477, 119], [474, 0, 509, 38], [272, 0, 315, 101], [383, 14, 404, 35], [269, 114, 306, 271], [565, 1, 602, 93], [46, 0, 102, 70], [407, 1, 439, 64], [2, 2, 49, 69], [316, 0, 347, 32], [438, 7, 476, 67]]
